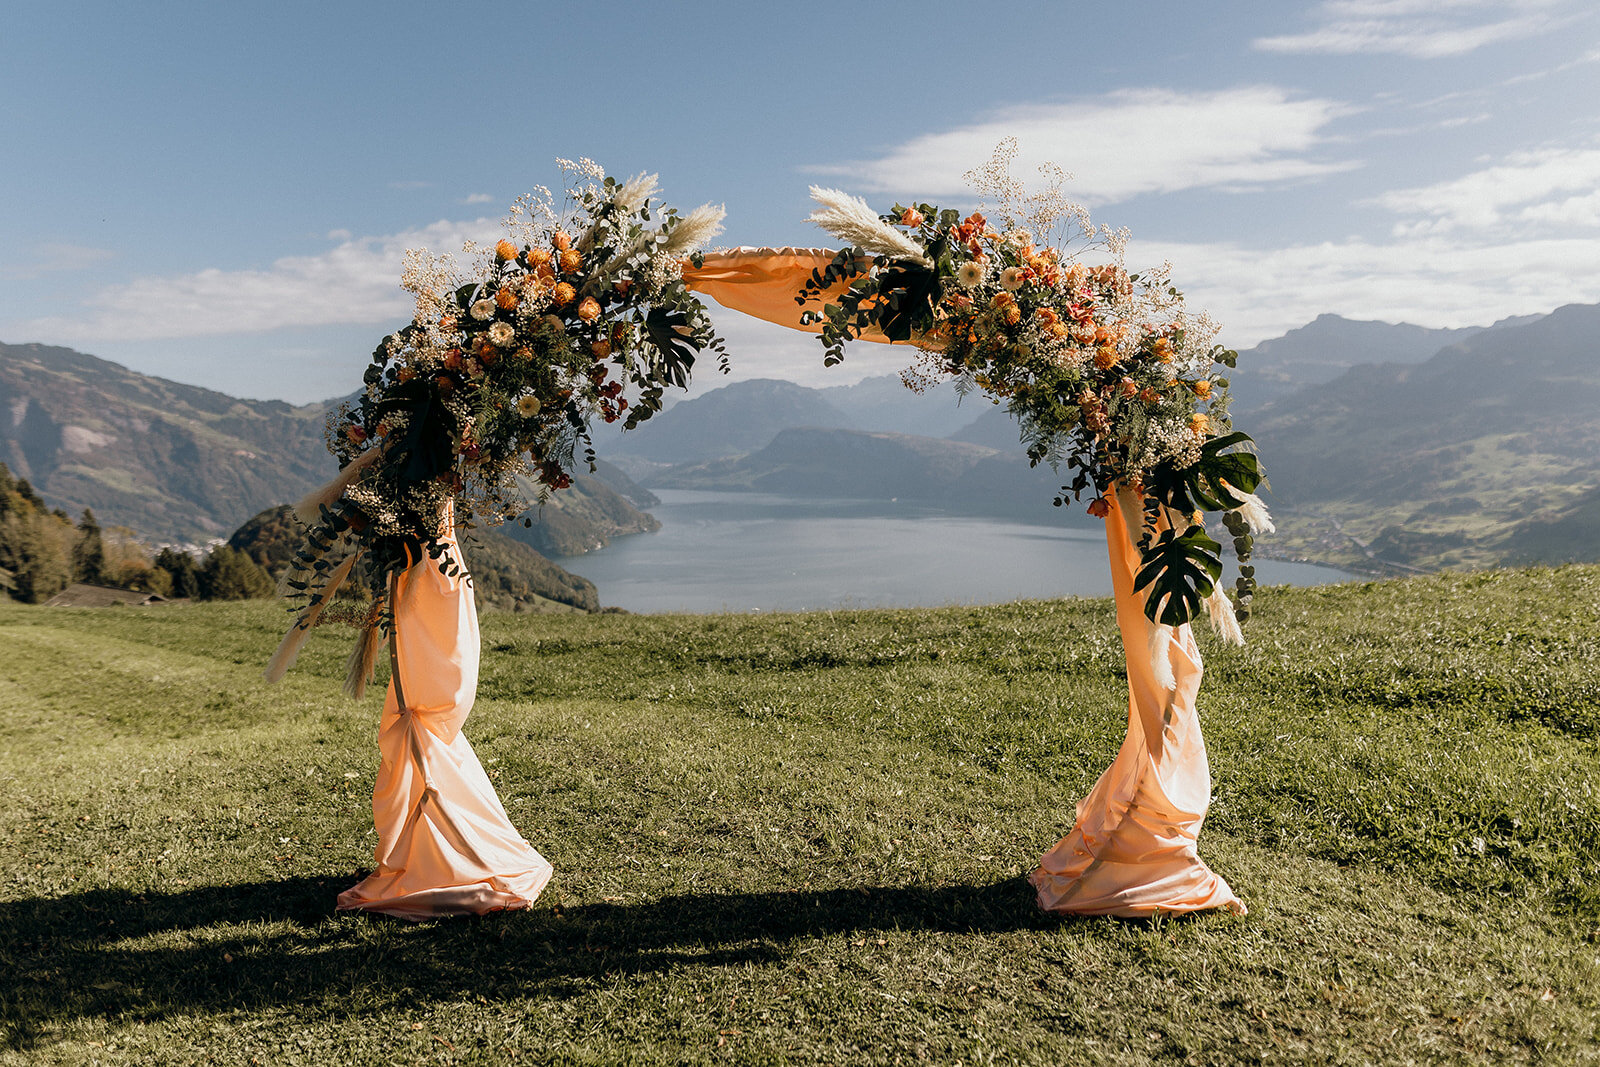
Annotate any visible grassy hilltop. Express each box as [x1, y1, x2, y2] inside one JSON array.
[[2, 568, 1598, 1064]]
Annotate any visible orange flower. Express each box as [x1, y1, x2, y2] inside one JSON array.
[[1034, 307, 1058, 327], [1094, 345, 1120, 370], [1119, 377, 1138, 397], [395, 365, 416, 383], [435, 376, 455, 395], [514, 346, 534, 361], [1138, 386, 1160, 405], [480, 347, 499, 367], [1049, 323, 1071, 341], [553, 230, 571, 252], [438, 316, 457, 332], [495, 239, 518, 262], [559, 249, 583, 274], [443, 349, 463, 372], [1192, 379, 1212, 398], [1189, 413, 1210, 433], [1087, 497, 1112, 518], [577, 297, 601, 322], [900, 207, 924, 227], [1002, 304, 1022, 327], [527, 247, 553, 268], [552, 282, 577, 306], [991, 291, 1015, 308], [591, 339, 612, 358], [495, 286, 519, 310], [1150, 337, 1174, 362]]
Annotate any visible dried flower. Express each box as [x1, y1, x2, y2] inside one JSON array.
[[577, 297, 601, 322], [1087, 497, 1111, 518], [488, 322, 515, 347], [999, 267, 1024, 291], [590, 340, 612, 358], [517, 395, 542, 417], [956, 262, 984, 288], [470, 299, 495, 321], [495, 239, 518, 262], [552, 282, 576, 306], [559, 249, 583, 274], [495, 286, 519, 310]]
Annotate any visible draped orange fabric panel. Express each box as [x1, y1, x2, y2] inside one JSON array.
[[1028, 488, 1243, 916], [686, 252, 1242, 917], [337, 534, 552, 921], [681, 248, 894, 344]]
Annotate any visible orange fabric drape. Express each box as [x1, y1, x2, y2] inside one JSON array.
[[1029, 487, 1243, 916], [683, 248, 894, 343], [336, 533, 552, 920]]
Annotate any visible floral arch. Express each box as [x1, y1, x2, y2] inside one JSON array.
[[266, 155, 1271, 920]]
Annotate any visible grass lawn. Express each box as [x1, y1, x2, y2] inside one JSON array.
[[2, 566, 1598, 1064]]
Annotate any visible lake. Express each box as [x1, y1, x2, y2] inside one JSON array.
[[567, 489, 1352, 613]]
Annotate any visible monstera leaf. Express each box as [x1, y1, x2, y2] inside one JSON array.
[[1133, 525, 1223, 627], [644, 305, 699, 387], [1152, 432, 1264, 513], [872, 261, 941, 342]]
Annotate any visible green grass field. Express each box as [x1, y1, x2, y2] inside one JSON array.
[[3, 567, 1598, 1065]]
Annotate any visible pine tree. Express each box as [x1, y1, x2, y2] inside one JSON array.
[[198, 545, 276, 600], [154, 548, 203, 599], [73, 508, 109, 586]]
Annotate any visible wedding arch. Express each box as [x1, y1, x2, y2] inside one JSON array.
[[265, 155, 1271, 921]]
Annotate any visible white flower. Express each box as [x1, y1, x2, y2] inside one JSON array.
[[956, 262, 985, 288], [470, 299, 496, 321], [1000, 267, 1024, 291], [488, 321, 515, 347], [517, 395, 542, 416]]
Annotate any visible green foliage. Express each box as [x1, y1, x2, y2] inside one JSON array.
[[197, 545, 276, 601], [1, 567, 1597, 1062], [1133, 525, 1223, 626]]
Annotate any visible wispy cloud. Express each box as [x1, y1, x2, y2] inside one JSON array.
[[1372, 143, 1600, 234], [1133, 231, 1600, 347], [461, 193, 495, 204], [811, 87, 1357, 206], [1254, 0, 1581, 58], [1, 242, 115, 281], [18, 219, 500, 343], [388, 180, 432, 191]]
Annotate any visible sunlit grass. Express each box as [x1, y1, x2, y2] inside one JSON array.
[[2, 567, 1597, 1064]]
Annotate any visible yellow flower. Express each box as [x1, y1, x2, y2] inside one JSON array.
[[517, 395, 542, 417]]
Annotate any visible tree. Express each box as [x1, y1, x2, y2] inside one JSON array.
[[198, 545, 276, 600], [154, 548, 203, 599], [72, 508, 109, 586]]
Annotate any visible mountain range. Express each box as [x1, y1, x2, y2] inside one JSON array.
[[5, 301, 1597, 585]]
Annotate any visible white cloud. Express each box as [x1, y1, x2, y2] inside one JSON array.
[[1372, 144, 1600, 233], [461, 193, 495, 204], [1129, 232, 1600, 347], [1, 242, 115, 281], [1254, 0, 1580, 58], [812, 88, 1357, 206], [19, 219, 500, 343]]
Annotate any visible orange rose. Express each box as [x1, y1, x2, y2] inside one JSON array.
[[1087, 497, 1111, 518], [1119, 377, 1138, 397], [1138, 387, 1160, 405], [577, 297, 601, 322], [495, 239, 518, 262], [443, 349, 463, 372], [480, 347, 499, 367], [1189, 413, 1210, 433], [591, 339, 612, 358], [495, 286, 519, 310], [1034, 308, 1058, 327], [553, 230, 571, 252], [900, 207, 924, 227], [438, 316, 457, 331], [559, 249, 583, 274], [1192, 379, 1212, 398], [552, 282, 577, 306]]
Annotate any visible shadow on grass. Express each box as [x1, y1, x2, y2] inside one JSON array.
[[1, 873, 1088, 1049]]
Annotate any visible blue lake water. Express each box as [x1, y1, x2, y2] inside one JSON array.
[[567, 489, 1352, 614]]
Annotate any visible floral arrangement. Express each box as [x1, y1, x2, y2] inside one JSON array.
[[798, 143, 1271, 635], [267, 160, 728, 694]]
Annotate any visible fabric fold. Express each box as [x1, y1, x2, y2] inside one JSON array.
[[337, 535, 552, 921], [1029, 487, 1244, 917]]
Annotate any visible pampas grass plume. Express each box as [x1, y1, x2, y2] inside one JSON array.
[[807, 187, 931, 266]]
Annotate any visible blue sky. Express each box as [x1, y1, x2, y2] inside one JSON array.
[[4, 0, 1598, 402]]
